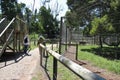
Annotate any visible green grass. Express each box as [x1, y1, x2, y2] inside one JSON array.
[[78, 45, 120, 74], [29, 33, 39, 40], [44, 55, 81, 80]]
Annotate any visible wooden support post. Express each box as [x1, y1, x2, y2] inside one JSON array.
[[65, 25, 67, 51], [76, 44, 78, 60], [59, 17, 63, 54], [39, 46, 43, 66], [53, 57, 57, 80], [18, 33, 20, 51], [52, 42, 53, 50], [13, 31, 15, 53]]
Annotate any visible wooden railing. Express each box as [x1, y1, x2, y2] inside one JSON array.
[[0, 18, 15, 37], [39, 43, 105, 80]]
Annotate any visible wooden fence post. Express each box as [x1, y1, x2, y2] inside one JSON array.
[[39, 45, 43, 66], [53, 57, 57, 80], [76, 44, 78, 60]]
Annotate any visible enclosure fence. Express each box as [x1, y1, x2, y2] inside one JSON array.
[[39, 43, 105, 80]]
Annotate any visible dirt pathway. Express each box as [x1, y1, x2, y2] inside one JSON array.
[[0, 48, 48, 80]]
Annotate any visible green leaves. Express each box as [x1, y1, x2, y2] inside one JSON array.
[[1, 0, 17, 20], [90, 15, 114, 35], [66, 0, 120, 35], [35, 6, 59, 38]]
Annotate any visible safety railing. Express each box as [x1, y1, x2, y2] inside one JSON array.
[[39, 43, 105, 80], [0, 18, 15, 37]]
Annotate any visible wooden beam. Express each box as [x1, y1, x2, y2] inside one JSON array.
[[0, 29, 14, 57], [0, 18, 5, 24], [0, 18, 15, 37]]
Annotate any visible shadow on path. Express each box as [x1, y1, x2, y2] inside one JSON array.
[[0, 52, 28, 69]]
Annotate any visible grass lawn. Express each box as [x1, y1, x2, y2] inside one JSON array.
[[78, 45, 120, 74], [44, 55, 81, 80]]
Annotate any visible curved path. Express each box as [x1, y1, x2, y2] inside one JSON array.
[[0, 48, 48, 80]]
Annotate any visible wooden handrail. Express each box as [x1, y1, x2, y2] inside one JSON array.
[[39, 43, 105, 80], [0, 18, 6, 24], [0, 18, 15, 37]]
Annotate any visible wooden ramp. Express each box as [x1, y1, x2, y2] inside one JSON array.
[[0, 17, 28, 58]]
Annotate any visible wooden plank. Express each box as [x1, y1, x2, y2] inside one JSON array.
[[39, 44, 105, 80], [0, 18, 15, 37], [0, 29, 14, 57], [0, 18, 5, 24]]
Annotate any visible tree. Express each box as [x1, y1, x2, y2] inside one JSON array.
[[0, 0, 28, 20], [108, 0, 120, 34], [66, 0, 111, 30], [90, 15, 114, 48], [16, 3, 26, 19], [1, 0, 17, 20], [30, 0, 63, 38], [65, 11, 79, 28], [90, 15, 114, 35], [39, 6, 59, 38], [66, 0, 120, 47], [67, 0, 120, 34]]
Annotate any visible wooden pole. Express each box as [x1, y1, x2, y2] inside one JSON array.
[[53, 57, 57, 80], [59, 17, 63, 54], [76, 44, 78, 60]]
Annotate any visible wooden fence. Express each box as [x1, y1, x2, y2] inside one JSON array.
[[39, 43, 105, 80]]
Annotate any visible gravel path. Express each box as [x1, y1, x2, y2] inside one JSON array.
[[0, 48, 48, 80]]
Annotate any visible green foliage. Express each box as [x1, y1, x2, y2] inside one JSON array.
[[65, 11, 79, 28], [31, 21, 44, 34], [38, 6, 59, 38], [108, 0, 120, 33], [46, 55, 81, 80], [1, 0, 17, 20], [16, 3, 26, 18], [110, 0, 119, 11], [0, 0, 27, 20], [90, 15, 114, 35], [66, 0, 120, 35]]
